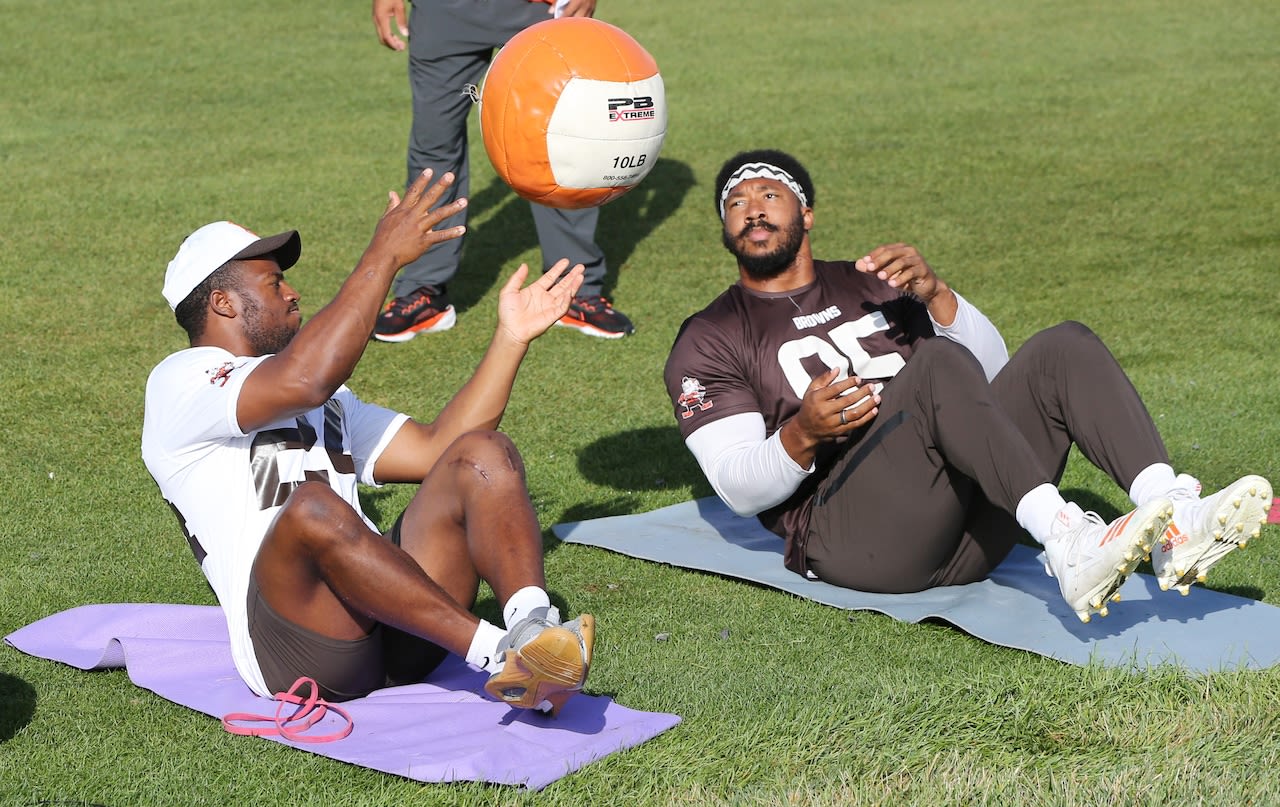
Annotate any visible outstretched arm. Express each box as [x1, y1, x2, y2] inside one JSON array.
[[373, 260, 585, 482], [237, 170, 466, 432]]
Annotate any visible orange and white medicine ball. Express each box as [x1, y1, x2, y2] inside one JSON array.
[[479, 17, 666, 209]]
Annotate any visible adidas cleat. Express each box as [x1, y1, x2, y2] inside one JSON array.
[[1152, 475, 1272, 595], [1045, 498, 1174, 623]]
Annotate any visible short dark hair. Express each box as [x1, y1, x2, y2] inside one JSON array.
[[173, 260, 245, 343], [713, 149, 816, 215]]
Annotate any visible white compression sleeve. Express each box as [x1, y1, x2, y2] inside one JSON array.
[[684, 412, 812, 517], [929, 291, 1009, 381]]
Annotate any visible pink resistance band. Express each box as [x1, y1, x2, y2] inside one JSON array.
[[222, 677, 354, 743]]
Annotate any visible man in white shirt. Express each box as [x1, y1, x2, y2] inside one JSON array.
[[664, 149, 1271, 623], [143, 169, 592, 714]]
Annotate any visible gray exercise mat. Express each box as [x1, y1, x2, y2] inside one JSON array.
[[553, 497, 1280, 672]]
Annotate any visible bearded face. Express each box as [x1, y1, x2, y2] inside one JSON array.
[[721, 210, 807, 281], [239, 288, 300, 355]]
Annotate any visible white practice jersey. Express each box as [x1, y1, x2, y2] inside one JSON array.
[[141, 347, 407, 696]]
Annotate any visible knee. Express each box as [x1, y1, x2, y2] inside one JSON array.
[[911, 336, 985, 380], [265, 482, 362, 553], [443, 430, 527, 487], [275, 481, 348, 531], [1040, 320, 1097, 347], [1024, 321, 1106, 358], [884, 338, 988, 412]]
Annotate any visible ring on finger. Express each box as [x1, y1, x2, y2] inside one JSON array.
[[839, 408, 848, 426]]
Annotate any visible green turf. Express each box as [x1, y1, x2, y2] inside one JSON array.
[[2, 0, 1279, 803]]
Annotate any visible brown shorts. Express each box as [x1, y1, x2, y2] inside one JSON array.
[[245, 513, 448, 702], [246, 575, 387, 702]]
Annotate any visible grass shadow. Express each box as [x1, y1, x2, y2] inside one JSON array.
[[575, 425, 710, 495], [594, 157, 696, 271], [357, 485, 405, 533], [450, 157, 696, 312], [0, 673, 36, 743], [1213, 584, 1267, 600], [544, 425, 711, 556]]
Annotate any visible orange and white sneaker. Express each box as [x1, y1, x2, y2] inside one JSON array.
[[555, 295, 635, 339], [1044, 499, 1173, 623], [484, 613, 595, 716], [372, 285, 456, 342], [1151, 474, 1272, 595]]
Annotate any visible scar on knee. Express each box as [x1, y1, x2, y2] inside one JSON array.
[[446, 433, 523, 480], [447, 454, 490, 480], [502, 442, 524, 473]]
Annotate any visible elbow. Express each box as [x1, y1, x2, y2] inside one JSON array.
[[728, 502, 761, 519], [715, 486, 763, 519]]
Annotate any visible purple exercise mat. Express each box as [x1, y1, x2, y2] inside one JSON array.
[[5, 603, 680, 791]]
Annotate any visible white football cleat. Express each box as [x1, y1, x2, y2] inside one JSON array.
[[1151, 474, 1272, 595], [1045, 498, 1173, 623]]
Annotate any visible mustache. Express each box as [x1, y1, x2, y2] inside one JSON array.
[[738, 220, 777, 238]]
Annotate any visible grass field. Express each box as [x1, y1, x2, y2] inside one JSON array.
[[2, 0, 1279, 803]]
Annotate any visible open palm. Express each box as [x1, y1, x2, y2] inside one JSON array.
[[497, 259, 585, 345]]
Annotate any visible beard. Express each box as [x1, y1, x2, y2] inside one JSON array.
[[722, 216, 806, 281], [241, 294, 300, 355]]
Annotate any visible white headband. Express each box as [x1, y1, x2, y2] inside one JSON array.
[[718, 162, 808, 219]]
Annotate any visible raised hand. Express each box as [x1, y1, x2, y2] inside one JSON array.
[[856, 242, 958, 324], [364, 169, 467, 273], [855, 243, 947, 303], [496, 258, 586, 345]]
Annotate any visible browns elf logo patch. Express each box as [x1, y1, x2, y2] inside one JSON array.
[[677, 376, 713, 419], [207, 361, 236, 387]]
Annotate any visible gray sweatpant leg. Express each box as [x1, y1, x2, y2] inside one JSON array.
[[396, 0, 607, 298]]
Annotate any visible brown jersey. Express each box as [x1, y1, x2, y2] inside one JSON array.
[[664, 259, 936, 563]]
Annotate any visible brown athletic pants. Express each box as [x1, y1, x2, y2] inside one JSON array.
[[804, 321, 1169, 593]]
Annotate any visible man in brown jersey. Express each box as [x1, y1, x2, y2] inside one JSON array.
[[663, 148, 1271, 623]]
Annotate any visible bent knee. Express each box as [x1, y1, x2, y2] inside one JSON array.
[[1043, 320, 1096, 342], [910, 336, 985, 378], [1024, 321, 1103, 355], [444, 430, 526, 480], [276, 481, 348, 524], [262, 481, 365, 556]]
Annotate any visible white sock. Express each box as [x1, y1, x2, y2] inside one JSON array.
[[502, 586, 551, 629], [464, 619, 506, 673], [1128, 462, 1178, 507], [1015, 483, 1069, 545]]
